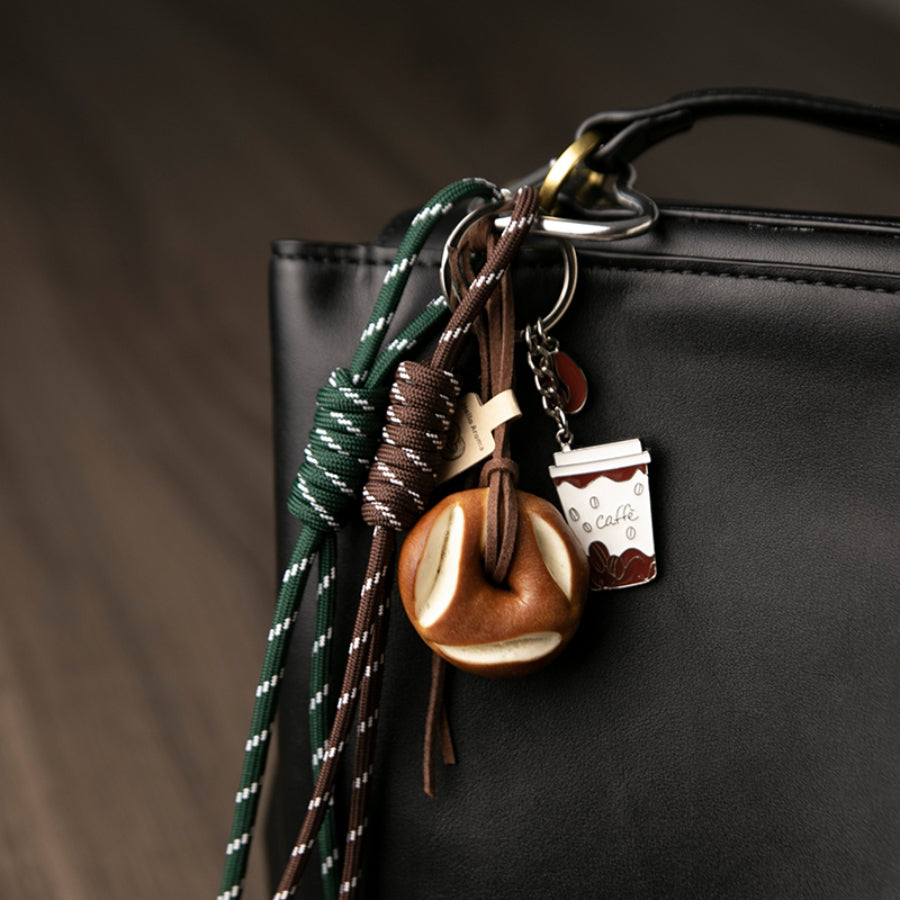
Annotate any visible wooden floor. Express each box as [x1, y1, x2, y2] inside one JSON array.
[[2, 1, 898, 896]]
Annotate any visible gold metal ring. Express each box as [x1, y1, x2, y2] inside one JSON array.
[[539, 130, 604, 213]]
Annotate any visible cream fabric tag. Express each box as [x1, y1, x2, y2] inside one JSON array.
[[437, 390, 522, 483]]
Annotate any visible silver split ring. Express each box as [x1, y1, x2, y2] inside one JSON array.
[[440, 202, 578, 336]]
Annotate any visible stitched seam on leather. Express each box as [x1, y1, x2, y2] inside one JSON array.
[[273, 252, 441, 268], [274, 252, 900, 294], [598, 264, 900, 295], [663, 206, 900, 231]]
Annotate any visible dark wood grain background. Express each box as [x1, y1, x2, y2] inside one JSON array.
[[2, 1, 899, 896]]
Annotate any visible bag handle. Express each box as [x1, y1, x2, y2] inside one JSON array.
[[576, 88, 900, 169]]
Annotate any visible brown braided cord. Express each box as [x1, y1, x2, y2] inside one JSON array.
[[272, 526, 395, 900], [273, 186, 540, 900], [339, 578, 390, 894], [431, 191, 537, 374], [361, 362, 461, 531]]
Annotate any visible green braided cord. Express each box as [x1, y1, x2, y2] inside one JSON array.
[[218, 177, 500, 900], [287, 372, 390, 531], [311, 540, 340, 897], [305, 179, 498, 896], [219, 526, 318, 899], [368, 294, 450, 386], [348, 177, 501, 384], [298, 297, 454, 897]]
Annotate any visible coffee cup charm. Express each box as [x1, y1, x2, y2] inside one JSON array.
[[549, 438, 657, 590]]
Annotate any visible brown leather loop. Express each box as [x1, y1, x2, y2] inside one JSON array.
[[421, 198, 531, 795], [447, 214, 521, 585], [479, 457, 520, 480]]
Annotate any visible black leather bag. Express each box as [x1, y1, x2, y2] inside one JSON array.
[[266, 90, 900, 899]]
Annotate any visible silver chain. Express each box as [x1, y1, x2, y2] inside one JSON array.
[[524, 319, 573, 451]]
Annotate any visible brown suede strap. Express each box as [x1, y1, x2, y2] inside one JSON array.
[[478, 255, 520, 584], [422, 209, 523, 797], [450, 215, 520, 583]]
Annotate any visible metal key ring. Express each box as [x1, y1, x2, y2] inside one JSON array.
[[522, 237, 578, 336], [497, 164, 658, 242], [439, 199, 507, 304], [440, 202, 578, 335]]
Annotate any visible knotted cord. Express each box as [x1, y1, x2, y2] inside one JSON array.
[[218, 177, 503, 900], [273, 186, 540, 900]]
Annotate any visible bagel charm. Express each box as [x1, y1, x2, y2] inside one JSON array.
[[398, 489, 589, 678]]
